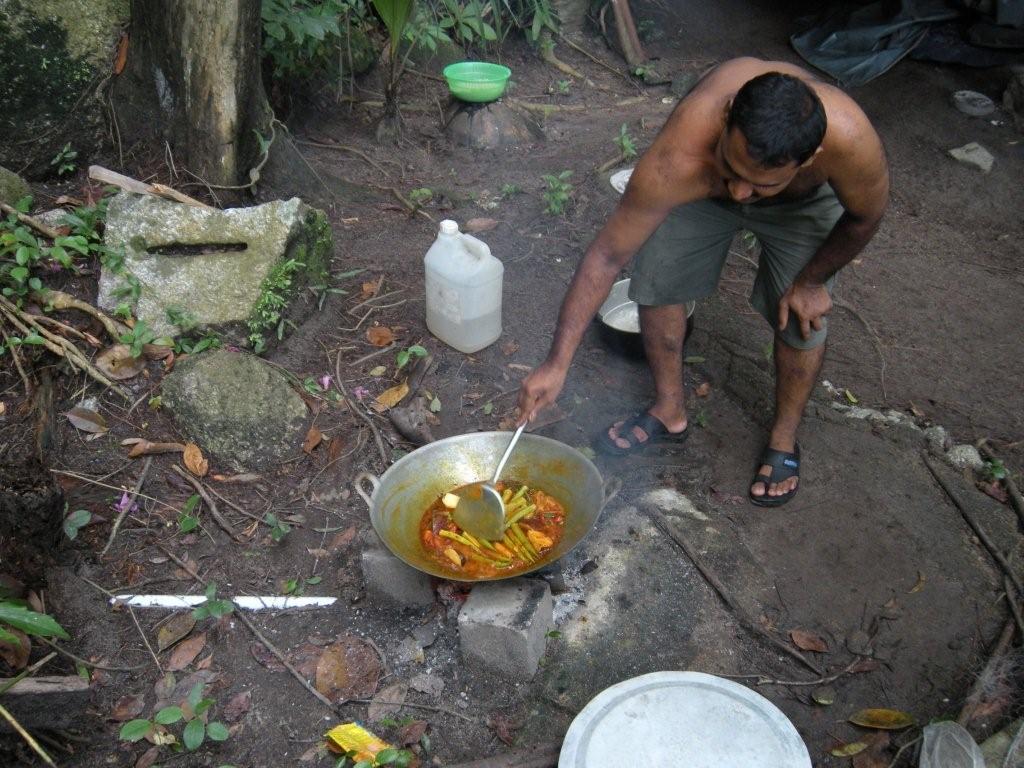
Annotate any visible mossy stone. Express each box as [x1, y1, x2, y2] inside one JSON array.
[[0, 166, 30, 206], [161, 350, 308, 471]]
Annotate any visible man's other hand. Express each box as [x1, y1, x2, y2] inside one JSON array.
[[517, 360, 569, 424], [778, 280, 832, 341]]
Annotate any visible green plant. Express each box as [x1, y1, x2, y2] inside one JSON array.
[[372, 0, 416, 139], [119, 681, 230, 752], [615, 123, 637, 160], [282, 575, 322, 596], [1, 196, 92, 300], [248, 258, 303, 353], [192, 584, 234, 621], [438, 0, 497, 45], [264, 512, 291, 542], [0, 600, 69, 645], [62, 506, 92, 540], [50, 143, 78, 176], [556, 78, 570, 95], [408, 187, 433, 207], [334, 747, 415, 768], [541, 170, 573, 215], [178, 494, 200, 534], [695, 409, 709, 428], [395, 344, 427, 371], [262, 0, 345, 78], [119, 319, 157, 358], [500, 183, 521, 198], [983, 458, 1008, 483]]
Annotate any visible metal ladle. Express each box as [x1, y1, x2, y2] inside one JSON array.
[[452, 423, 526, 541]]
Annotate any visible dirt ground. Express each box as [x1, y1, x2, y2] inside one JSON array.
[[3, 0, 1024, 766]]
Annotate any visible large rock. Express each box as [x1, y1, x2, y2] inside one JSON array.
[[97, 193, 331, 350], [0, 0, 128, 177], [446, 101, 544, 149], [161, 350, 308, 471], [458, 578, 552, 679], [0, 165, 30, 205], [1005, 66, 1024, 134]]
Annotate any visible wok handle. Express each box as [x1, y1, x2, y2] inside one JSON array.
[[601, 476, 622, 509], [354, 472, 381, 510]]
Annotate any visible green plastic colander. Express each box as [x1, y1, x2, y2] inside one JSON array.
[[443, 61, 512, 103]]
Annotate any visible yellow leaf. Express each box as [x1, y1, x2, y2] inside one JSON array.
[[849, 708, 914, 730], [183, 443, 209, 477], [908, 571, 926, 594], [373, 381, 408, 412], [830, 742, 868, 757]]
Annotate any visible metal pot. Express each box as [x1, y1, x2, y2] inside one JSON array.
[[355, 432, 618, 581], [597, 278, 695, 359]]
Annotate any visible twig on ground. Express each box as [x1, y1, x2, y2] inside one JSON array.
[[723, 655, 869, 687], [51, 469, 179, 512], [834, 298, 887, 401], [978, 440, 1024, 531], [597, 151, 628, 174], [558, 32, 635, 84], [203, 484, 271, 527], [0, 704, 57, 766], [957, 619, 1015, 726], [922, 453, 1023, 595], [39, 637, 147, 671], [0, 201, 63, 240], [335, 350, 388, 466], [646, 507, 823, 675], [294, 138, 392, 179], [1, 327, 33, 395], [347, 287, 400, 316], [387, 186, 434, 222], [346, 698, 477, 723], [406, 67, 445, 83], [887, 736, 922, 768], [101, 457, 153, 556], [1004, 576, 1024, 639], [171, 465, 244, 542], [82, 576, 162, 673], [347, 344, 395, 367]]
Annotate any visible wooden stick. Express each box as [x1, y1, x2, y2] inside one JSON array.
[[89, 165, 215, 210], [646, 507, 823, 675], [1005, 576, 1024, 639], [38, 637, 147, 672], [724, 655, 871, 687], [171, 465, 244, 542], [0, 653, 57, 696], [957, 619, 1015, 726], [1, 327, 33, 395], [922, 453, 1024, 595], [101, 457, 153, 556], [335, 350, 388, 466], [0, 201, 63, 240], [978, 441, 1024, 532], [0, 703, 57, 766], [81, 576, 162, 673]]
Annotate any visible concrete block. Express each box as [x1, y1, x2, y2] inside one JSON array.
[[360, 547, 435, 608], [458, 578, 552, 679]]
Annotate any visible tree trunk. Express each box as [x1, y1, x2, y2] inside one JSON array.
[[113, 0, 270, 188]]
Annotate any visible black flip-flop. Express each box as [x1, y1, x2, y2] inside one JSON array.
[[749, 444, 800, 507], [596, 411, 690, 457]]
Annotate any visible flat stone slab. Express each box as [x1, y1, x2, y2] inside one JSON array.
[[97, 192, 331, 347], [458, 578, 552, 680], [161, 350, 308, 471], [948, 142, 994, 173]]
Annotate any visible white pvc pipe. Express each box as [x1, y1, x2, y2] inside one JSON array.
[[111, 594, 336, 610]]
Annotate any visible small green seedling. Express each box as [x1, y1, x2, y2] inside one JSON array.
[[282, 575, 322, 596], [556, 79, 570, 95], [334, 747, 415, 768], [178, 494, 200, 534], [695, 409, 709, 428], [119, 319, 157, 358], [408, 188, 433, 207], [264, 512, 291, 542], [542, 171, 573, 216], [50, 143, 78, 176], [983, 458, 1007, 483], [500, 184, 521, 199], [62, 506, 91, 540], [192, 583, 234, 621], [119, 681, 230, 751], [615, 124, 637, 160], [396, 344, 428, 371]]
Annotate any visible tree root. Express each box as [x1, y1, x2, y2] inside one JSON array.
[[33, 289, 129, 340], [0, 201, 63, 240], [539, 30, 586, 81]]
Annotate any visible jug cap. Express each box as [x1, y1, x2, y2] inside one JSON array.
[[439, 220, 459, 235]]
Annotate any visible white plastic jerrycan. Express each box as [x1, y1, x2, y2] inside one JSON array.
[[424, 219, 503, 353]]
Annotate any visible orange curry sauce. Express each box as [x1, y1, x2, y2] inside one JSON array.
[[419, 481, 567, 578]]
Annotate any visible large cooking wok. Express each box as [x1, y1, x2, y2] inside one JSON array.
[[355, 431, 617, 581]]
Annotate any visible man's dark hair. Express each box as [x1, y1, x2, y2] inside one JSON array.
[[726, 72, 826, 168]]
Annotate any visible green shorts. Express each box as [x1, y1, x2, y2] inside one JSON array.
[[628, 184, 844, 349]]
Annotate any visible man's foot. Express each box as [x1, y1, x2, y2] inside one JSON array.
[[749, 444, 800, 507], [597, 410, 689, 456]]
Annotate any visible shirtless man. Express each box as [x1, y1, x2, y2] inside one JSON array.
[[517, 57, 890, 507]]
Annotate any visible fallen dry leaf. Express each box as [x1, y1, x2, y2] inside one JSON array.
[[135, 746, 161, 768], [501, 341, 520, 356], [183, 443, 209, 477], [790, 628, 829, 653], [125, 439, 186, 458], [303, 425, 323, 455], [830, 742, 868, 757], [66, 406, 108, 434], [695, 381, 711, 397], [327, 436, 344, 463], [368, 681, 408, 722], [142, 343, 174, 361], [849, 658, 882, 674], [109, 693, 146, 722], [908, 402, 926, 418], [373, 381, 409, 412], [978, 480, 1009, 504], [250, 642, 285, 671], [156, 612, 196, 653], [314, 635, 382, 702], [366, 326, 395, 347], [328, 526, 357, 550], [848, 708, 914, 730], [211, 473, 262, 484], [223, 690, 252, 723], [852, 732, 891, 768], [397, 720, 428, 747], [488, 712, 524, 746], [96, 344, 147, 380], [360, 279, 380, 299], [167, 632, 207, 672], [196, 653, 213, 670], [465, 217, 499, 233], [0, 628, 30, 669]]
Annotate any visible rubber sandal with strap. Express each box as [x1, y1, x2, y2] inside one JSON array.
[[597, 411, 690, 457], [749, 444, 800, 507]]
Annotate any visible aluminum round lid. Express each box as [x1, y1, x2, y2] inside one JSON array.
[[559, 671, 811, 768]]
